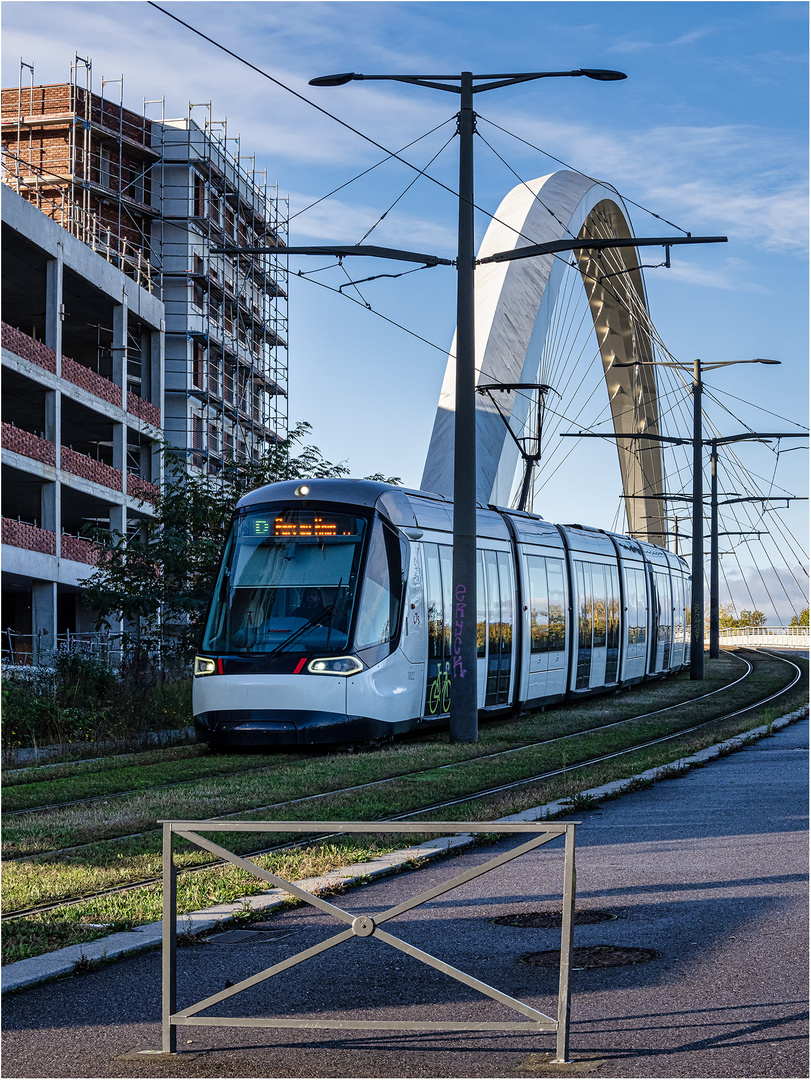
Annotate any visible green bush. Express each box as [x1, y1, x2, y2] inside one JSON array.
[[1, 648, 192, 754]]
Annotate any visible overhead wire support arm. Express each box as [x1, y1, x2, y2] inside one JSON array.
[[211, 244, 454, 267], [560, 432, 691, 445], [477, 235, 727, 266], [476, 382, 559, 512], [704, 431, 808, 447]]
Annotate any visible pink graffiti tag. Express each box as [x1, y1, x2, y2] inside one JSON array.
[[453, 583, 467, 678]]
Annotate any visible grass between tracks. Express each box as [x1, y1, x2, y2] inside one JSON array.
[[2, 652, 806, 965]]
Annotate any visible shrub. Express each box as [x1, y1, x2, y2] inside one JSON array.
[[1, 647, 192, 756]]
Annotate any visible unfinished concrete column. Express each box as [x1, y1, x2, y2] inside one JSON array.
[[43, 390, 62, 553], [113, 295, 128, 411], [32, 580, 57, 664], [45, 242, 64, 376]]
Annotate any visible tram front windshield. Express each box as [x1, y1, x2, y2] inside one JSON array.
[[201, 508, 367, 655]]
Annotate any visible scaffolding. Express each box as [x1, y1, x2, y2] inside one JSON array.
[[1, 55, 158, 290], [150, 99, 289, 469], [2, 56, 289, 470]]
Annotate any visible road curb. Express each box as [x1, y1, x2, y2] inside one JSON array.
[[2, 705, 807, 995]]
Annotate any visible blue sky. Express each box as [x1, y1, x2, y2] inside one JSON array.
[[2, 1, 808, 618]]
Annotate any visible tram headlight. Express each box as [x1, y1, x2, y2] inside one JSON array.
[[307, 656, 364, 676], [194, 656, 217, 676]]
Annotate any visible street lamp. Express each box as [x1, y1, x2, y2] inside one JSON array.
[[310, 68, 626, 743]]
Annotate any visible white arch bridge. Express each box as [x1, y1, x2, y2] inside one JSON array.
[[421, 170, 705, 544]]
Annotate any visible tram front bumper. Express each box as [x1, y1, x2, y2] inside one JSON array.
[[194, 709, 405, 746]]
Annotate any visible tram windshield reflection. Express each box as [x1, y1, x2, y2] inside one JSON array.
[[201, 508, 366, 654]]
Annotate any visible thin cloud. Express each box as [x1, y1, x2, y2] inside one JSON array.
[[288, 192, 457, 251], [606, 25, 716, 53], [482, 114, 808, 254]]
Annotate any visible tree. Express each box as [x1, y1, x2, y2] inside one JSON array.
[[718, 604, 768, 630], [789, 607, 809, 627], [81, 422, 400, 661]]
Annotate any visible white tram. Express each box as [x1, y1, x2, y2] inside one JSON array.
[[193, 479, 690, 748]]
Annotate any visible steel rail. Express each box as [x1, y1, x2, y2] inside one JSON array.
[[2, 652, 801, 924], [0, 651, 787, 875], [6, 653, 753, 819]]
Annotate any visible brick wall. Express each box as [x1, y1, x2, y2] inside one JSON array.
[[61, 447, 123, 492], [1, 422, 57, 465], [2, 518, 56, 555], [127, 392, 161, 427], [2, 322, 57, 372], [126, 473, 159, 504], [61, 355, 122, 407], [4, 323, 161, 423], [61, 533, 100, 565]]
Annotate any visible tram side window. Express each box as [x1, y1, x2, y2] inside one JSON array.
[[606, 564, 620, 682], [496, 551, 513, 698], [677, 574, 688, 645], [528, 555, 549, 653], [635, 568, 649, 647], [355, 518, 405, 649], [547, 559, 566, 652], [440, 545, 454, 659], [592, 564, 607, 649], [485, 549, 501, 704], [575, 560, 592, 689], [656, 571, 671, 640], [529, 556, 567, 654], [624, 567, 648, 651], [424, 544, 444, 663], [477, 555, 486, 658]]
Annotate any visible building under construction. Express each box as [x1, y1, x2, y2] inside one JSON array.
[[1, 57, 289, 661], [2, 55, 289, 470]]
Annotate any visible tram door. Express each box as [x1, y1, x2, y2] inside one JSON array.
[[649, 569, 673, 672], [671, 574, 687, 667], [422, 543, 514, 718], [484, 550, 514, 707], [575, 560, 620, 690], [485, 548, 516, 708], [423, 544, 453, 719], [526, 555, 568, 699]]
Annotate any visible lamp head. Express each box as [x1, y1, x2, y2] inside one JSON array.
[[578, 68, 627, 81], [309, 73, 359, 87]]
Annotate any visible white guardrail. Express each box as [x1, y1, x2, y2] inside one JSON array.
[[719, 626, 809, 649]]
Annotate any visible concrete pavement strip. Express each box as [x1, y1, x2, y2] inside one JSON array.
[[2, 706, 807, 996]]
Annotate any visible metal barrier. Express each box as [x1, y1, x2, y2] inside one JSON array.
[[160, 819, 578, 1062]]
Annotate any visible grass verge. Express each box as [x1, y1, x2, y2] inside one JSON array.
[[2, 652, 805, 966]]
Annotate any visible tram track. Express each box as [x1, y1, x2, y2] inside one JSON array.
[[2, 655, 755, 861], [2, 650, 802, 925], [4, 653, 754, 821]]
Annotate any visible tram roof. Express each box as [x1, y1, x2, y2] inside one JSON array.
[[235, 479, 687, 569]]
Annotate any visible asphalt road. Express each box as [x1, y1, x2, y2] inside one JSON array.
[[2, 715, 807, 1079]]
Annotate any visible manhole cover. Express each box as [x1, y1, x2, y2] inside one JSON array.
[[208, 928, 298, 944], [520, 945, 659, 969], [493, 910, 617, 928]]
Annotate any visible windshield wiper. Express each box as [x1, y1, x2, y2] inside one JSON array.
[[267, 604, 336, 657]]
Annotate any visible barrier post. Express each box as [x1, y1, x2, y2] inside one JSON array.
[[161, 822, 177, 1054], [554, 823, 577, 1063]]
